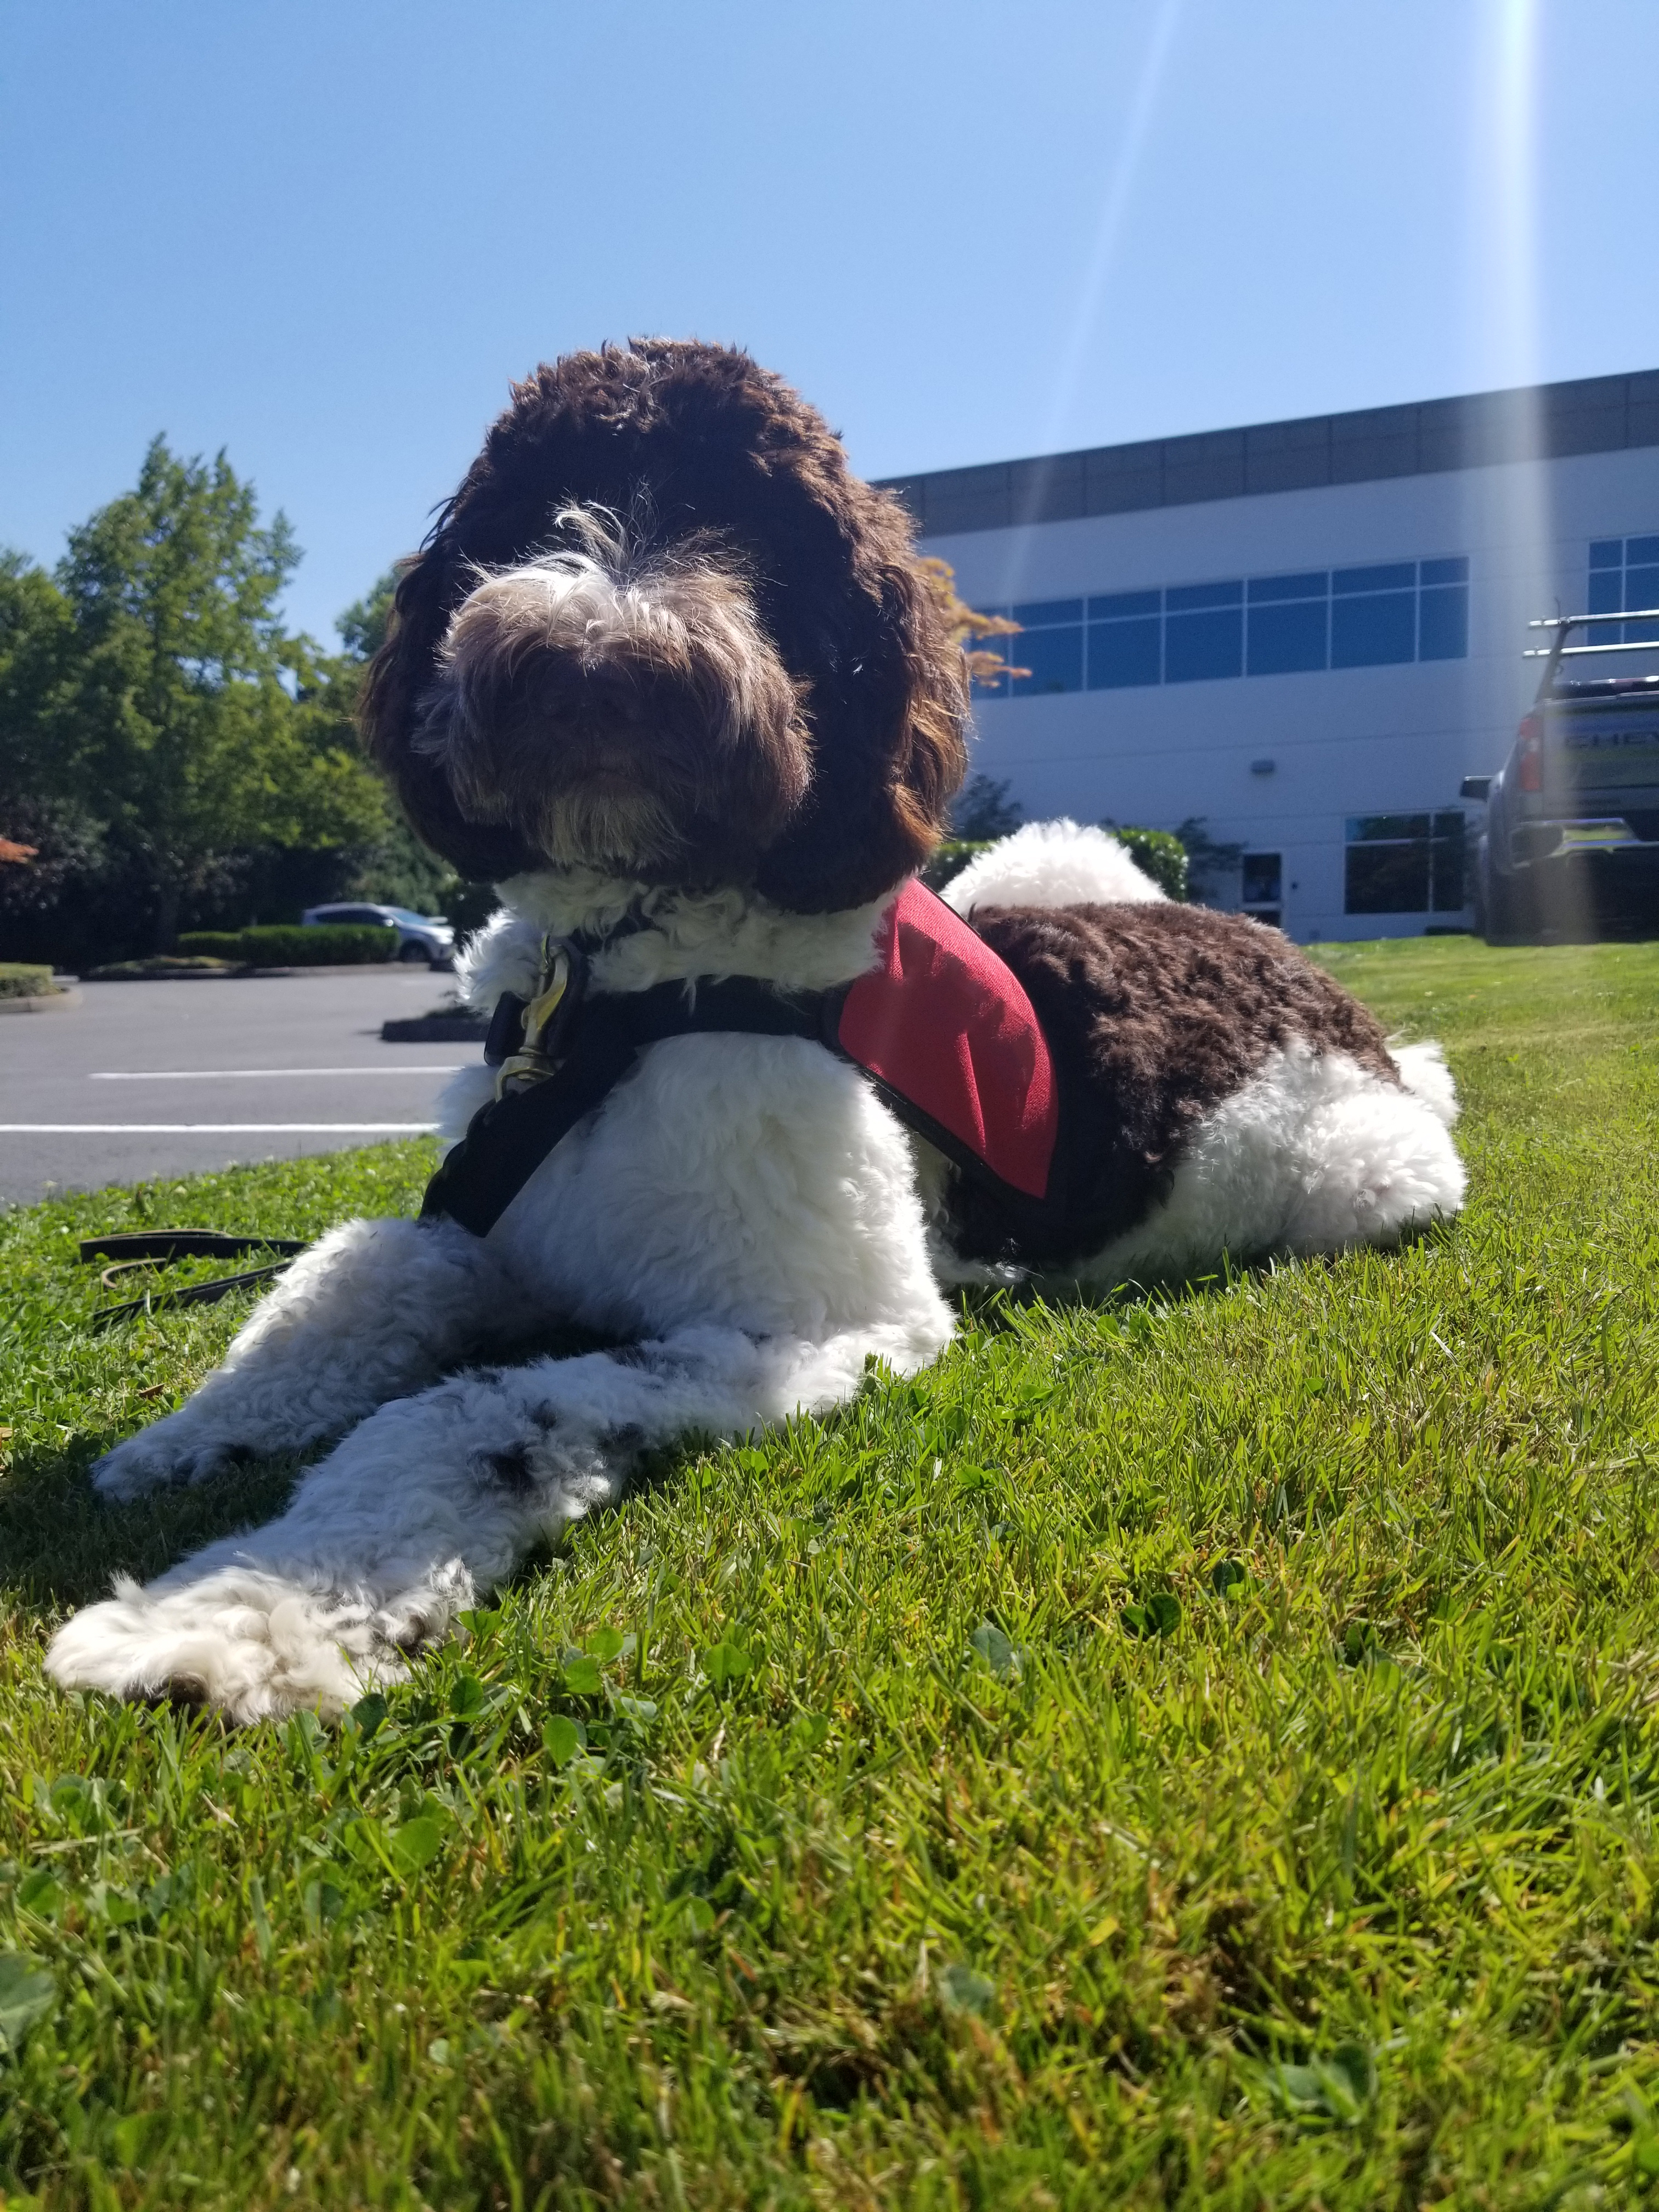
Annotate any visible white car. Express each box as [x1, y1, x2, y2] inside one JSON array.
[[300, 902, 455, 968]]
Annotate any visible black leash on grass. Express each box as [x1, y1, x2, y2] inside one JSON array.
[[78, 1231, 307, 1332]]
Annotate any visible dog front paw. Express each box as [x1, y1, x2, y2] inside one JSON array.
[[44, 1568, 412, 1723], [90, 1419, 246, 1502]]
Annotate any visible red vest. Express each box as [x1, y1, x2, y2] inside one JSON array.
[[836, 881, 1058, 1201]]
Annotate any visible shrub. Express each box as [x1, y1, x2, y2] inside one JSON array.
[[439, 879, 501, 951], [925, 828, 1189, 902], [83, 956, 232, 980], [0, 960, 58, 998], [177, 924, 398, 966], [243, 924, 398, 964], [919, 840, 992, 891], [1108, 826, 1190, 901], [175, 932, 247, 961]]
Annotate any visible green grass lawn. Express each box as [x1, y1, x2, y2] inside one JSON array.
[[2, 935, 1658, 2209]]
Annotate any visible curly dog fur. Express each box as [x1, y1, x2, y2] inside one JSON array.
[[47, 341, 1464, 1720]]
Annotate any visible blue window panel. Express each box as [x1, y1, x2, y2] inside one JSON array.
[[1086, 618, 1160, 689], [1248, 597, 1328, 674], [1248, 571, 1327, 603], [1165, 607, 1243, 682], [1012, 597, 1083, 628], [1590, 538, 1624, 568], [1333, 562, 1415, 596], [1088, 589, 1160, 619], [1166, 579, 1243, 612], [1418, 585, 1469, 661], [1011, 625, 1083, 695], [1331, 590, 1414, 667], [1419, 556, 1469, 586], [1625, 563, 1659, 646], [1588, 567, 1625, 616], [1628, 535, 1659, 564]]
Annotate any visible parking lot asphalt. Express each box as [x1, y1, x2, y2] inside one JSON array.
[[0, 968, 480, 1206]]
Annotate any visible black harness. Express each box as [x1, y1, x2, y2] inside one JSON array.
[[80, 906, 1061, 1323], [419, 939, 1040, 1238]]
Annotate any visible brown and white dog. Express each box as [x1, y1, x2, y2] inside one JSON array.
[[47, 342, 1464, 1720]]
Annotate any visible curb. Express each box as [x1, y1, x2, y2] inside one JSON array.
[[0, 986, 80, 1015], [242, 963, 417, 977], [81, 962, 419, 981], [381, 1015, 489, 1043]]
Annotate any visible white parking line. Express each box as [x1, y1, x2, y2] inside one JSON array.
[[0, 1124, 440, 1134], [89, 1067, 471, 1080]]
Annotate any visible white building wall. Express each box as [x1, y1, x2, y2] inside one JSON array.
[[922, 444, 1659, 941]]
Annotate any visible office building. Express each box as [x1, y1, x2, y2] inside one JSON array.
[[881, 370, 1659, 938]]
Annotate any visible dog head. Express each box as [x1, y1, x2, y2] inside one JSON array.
[[361, 340, 969, 913]]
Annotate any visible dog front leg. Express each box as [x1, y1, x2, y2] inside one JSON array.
[[89, 1216, 518, 1501], [48, 1312, 951, 1721]]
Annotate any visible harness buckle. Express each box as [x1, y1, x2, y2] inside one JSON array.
[[492, 936, 586, 1097]]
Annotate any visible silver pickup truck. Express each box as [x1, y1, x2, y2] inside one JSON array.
[[1464, 608, 1659, 941]]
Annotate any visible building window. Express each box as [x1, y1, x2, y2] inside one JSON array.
[[1008, 599, 1083, 695], [1087, 590, 1161, 689], [1240, 851, 1282, 928], [1331, 563, 1417, 667], [1418, 556, 1471, 659], [1164, 580, 1243, 683], [1345, 812, 1467, 915], [1589, 535, 1659, 645], [970, 557, 1469, 700], [1246, 573, 1327, 675]]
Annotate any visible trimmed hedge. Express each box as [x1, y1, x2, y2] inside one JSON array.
[[1109, 826, 1190, 901], [0, 961, 59, 999], [174, 932, 250, 960], [922, 827, 1191, 901], [177, 924, 399, 966], [83, 956, 232, 980], [918, 839, 992, 891]]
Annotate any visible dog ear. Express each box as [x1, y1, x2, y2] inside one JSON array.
[[752, 504, 969, 913], [359, 543, 544, 883]]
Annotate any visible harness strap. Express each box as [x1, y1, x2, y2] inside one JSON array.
[[419, 975, 834, 1238], [421, 880, 1060, 1241]]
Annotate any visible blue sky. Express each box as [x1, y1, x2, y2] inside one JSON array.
[[4, 0, 1656, 645]]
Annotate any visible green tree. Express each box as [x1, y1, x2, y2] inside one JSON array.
[[336, 569, 398, 663], [953, 772, 1025, 839], [32, 439, 390, 947], [323, 568, 466, 917], [0, 550, 77, 793]]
